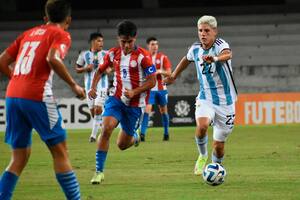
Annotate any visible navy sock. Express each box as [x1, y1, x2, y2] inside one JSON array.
[[0, 171, 19, 200], [162, 113, 169, 136], [96, 150, 108, 172], [56, 171, 81, 200], [140, 113, 149, 135]]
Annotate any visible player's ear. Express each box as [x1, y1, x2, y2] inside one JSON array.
[[43, 16, 49, 23], [65, 16, 72, 30]]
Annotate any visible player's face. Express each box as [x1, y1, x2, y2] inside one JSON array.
[[147, 40, 159, 55], [92, 37, 104, 51], [198, 24, 217, 48], [118, 35, 136, 55]]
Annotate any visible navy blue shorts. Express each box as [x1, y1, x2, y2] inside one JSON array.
[[5, 98, 66, 149], [103, 96, 142, 136], [148, 90, 168, 106]]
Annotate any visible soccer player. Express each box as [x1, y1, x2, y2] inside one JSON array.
[[0, 0, 85, 199], [75, 32, 109, 142], [164, 15, 237, 175], [88, 20, 156, 184], [140, 37, 172, 141]]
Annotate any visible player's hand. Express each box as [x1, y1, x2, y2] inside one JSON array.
[[163, 75, 176, 85], [86, 64, 94, 72], [202, 55, 215, 64], [72, 84, 86, 100], [124, 88, 135, 99], [88, 88, 97, 100]]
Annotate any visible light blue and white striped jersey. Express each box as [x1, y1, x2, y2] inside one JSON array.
[[76, 50, 108, 91], [186, 38, 238, 105]]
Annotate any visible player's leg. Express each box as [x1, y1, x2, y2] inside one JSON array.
[[91, 97, 121, 184], [117, 106, 142, 150], [88, 95, 99, 142], [140, 91, 156, 141], [194, 100, 215, 175], [0, 98, 33, 200], [23, 99, 81, 199], [90, 90, 107, 142], [48, 142, 81, 200], [212, 103, 235, 164], [157, 90, 169, 141], [140, 104, 152, 141], [89, 105, 103, 142], [0, 148, 31, 200]]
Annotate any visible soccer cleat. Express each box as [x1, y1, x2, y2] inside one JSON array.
[[163, 134, 169, 141], [90, 172, 104, 184], [194, 155, 208, 176], [140, 134, 145, 142], [89, 136, 96, 143]]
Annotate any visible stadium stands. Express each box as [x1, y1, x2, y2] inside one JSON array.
[[1, 13, 300, 97]]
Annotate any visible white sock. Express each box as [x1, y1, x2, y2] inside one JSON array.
[[91, 115, 102, 138]]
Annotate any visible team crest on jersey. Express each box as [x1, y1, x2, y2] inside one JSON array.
[[60, 44, 66, 53], [156, 59, 161, 65], [130, 60, 137, 67]]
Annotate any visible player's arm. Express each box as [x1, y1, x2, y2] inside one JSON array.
[[47, 48, 85, 99], [75, 64, 94, 73], [124, 72, 156, 99], [88, 62, 110, 99], [157, 55, 172, 77], [164, 56, 191, 85], [202, 49, 232, 64], [0, 51, 14, 78]]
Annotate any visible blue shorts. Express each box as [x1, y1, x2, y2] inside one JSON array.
[[5, 98, 66, 149], [148, 90, 168, 106], [103, 96, 142, 136]]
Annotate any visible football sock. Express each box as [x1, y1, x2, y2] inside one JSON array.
[[162, 113, 169, 136], [195, 135, 208, 157], [96, 150, 107, 172], [212, 152, 224, 164], [56, 171, 81, 200], [0, 171, 18, 200], [140, 113, 149, 135], [91, 115, 101, 138]]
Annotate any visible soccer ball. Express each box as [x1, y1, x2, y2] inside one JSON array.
[[202, 163, 226, 186]]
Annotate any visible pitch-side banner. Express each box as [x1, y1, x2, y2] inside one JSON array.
[[235, 93, 300, 125], [1, 93, 300, 131]]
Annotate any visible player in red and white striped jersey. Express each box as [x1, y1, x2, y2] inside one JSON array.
[[89, 20, 156, 184], [0, 1, 84, 199], [140, 37, 172, 142]]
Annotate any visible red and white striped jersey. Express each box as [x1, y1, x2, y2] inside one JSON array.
[[98, 46, 155, 107], [151, 52, 171, 91], [6, 24, 71, 102]]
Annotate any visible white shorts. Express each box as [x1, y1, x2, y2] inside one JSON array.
[[195, 99, 235, 142], [86, 89, 108, 109]]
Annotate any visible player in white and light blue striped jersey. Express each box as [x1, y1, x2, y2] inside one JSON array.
[[164, 15, 237, 176], [76, 32, 109, 142]]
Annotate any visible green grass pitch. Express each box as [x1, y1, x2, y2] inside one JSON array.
[[1, 125, 300, 200]]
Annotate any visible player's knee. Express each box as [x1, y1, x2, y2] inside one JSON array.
[[198, 124, 209, 135], [11, 153, 30, 169], [117, 141, 127, 151]]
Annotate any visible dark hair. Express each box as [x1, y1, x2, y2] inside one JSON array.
[[117, 20, 137, 37], [45, 0, 71, 23], [89, 32, 103, 42], [146, 36, 157, 44]]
